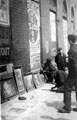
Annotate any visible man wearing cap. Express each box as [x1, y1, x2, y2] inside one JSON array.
[[59, 34, 77, 113], [55, 48, 66, 71]]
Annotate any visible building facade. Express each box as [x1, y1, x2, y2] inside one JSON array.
[[0, 0, 77, 74]]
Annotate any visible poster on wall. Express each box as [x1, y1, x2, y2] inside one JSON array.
[[27, 0, 41, 71], [63, 19, 68, 56], [50, 11, 57, 57], [0, 0, 9, 25]]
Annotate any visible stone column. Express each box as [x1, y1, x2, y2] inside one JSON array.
[[40, 0, 51, 63]]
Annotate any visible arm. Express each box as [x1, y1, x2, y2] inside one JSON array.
[[63, 54, 67, 67], [55, 55, 58, 64], [68, 50, 77, 65]]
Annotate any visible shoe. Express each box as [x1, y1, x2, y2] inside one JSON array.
[[50, 86, 57, 91], [58, 107, 71, 113], [73, 108, 77, 112], [50, 87, 54, 91], [56, 86, 64, 93]]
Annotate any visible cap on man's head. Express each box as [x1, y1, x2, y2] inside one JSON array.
[[57, 48, 62, 52], [47, 57, 52, 62], [68, 34, 76, 43]]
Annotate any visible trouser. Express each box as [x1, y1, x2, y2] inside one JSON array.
[[64, 76, 77, 111], [46, 72, 53, 83], [55, 70, 67, 88]]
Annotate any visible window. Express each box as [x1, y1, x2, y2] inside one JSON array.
[[63, 0, 67, 14], [50, 11, 57, 57], [50, 11, 56, 42], [71, 21, 74, 33], [50, 0, 56, 6], [71, 7, 74, 19], [63, 18, 69, 55], [71, 7, 74, 33]]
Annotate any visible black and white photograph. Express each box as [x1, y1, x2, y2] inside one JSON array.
[[1, 76, 17, 103], [14, 66, 25, 93], [24, 73, 35, 91], [1, 0, 77, 120], [33, 73, 42, 88]]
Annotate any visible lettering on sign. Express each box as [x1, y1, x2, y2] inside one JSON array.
[[0, 29, 9, 39], [0, 47, 10, 56]]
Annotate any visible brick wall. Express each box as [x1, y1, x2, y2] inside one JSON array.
[[10, 0, 30, 74]]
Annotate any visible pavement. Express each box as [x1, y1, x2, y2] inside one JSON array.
[[1, 84, 77, 120]]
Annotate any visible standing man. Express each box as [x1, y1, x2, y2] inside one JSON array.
[[55, 48, 66, 71], [59, 34, 77, 113]]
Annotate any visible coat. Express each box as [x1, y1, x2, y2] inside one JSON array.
[[55, 53, 66, 71], [68, 43, 77, 79]]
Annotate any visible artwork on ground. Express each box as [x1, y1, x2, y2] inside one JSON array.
[[24, 73, 35, 91], [33, 73, 44, 88], [14, 66, 25, 93], [1, 77, 17, 102], [39, 74, 45, 83]]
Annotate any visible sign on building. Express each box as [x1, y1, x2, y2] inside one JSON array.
[[27, 0, 41, 71], [0, 0, 9, 26], [0, 27, 11, 64]]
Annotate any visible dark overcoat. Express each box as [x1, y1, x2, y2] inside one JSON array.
[[68, 43, 77, 79]]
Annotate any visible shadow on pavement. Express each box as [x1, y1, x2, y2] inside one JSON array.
[[43, 101, 63, 110], [41, 115, 70, 120], [41, 89, 51, 91], [41, 88, 64, 93], [1, 115, 17, 120]]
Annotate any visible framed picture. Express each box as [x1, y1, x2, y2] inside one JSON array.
[[0, 0, 10, 26], [33, 73, 43, 88], [1, 76, 17, 103], [39, 74, 45, 84], [0, 65, 7, 76], [14, 66, 25, 93], [24, 72, 35, 91]]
